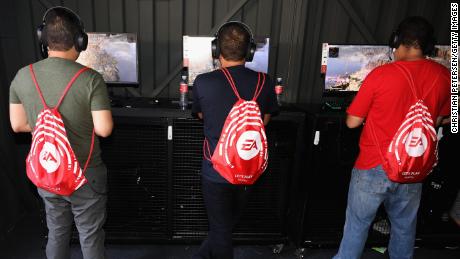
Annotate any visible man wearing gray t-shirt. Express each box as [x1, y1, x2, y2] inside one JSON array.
[[9, 7, 113, 259]]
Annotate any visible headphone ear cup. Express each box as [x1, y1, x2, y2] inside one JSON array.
[[40, 42, 48, 59], [75, 31, 88, 52], [37, 24, 45, 43], [246, 41, 256, 62], [211, 38, 219, 59], [37, 24, 48, 59], [389, 31, 399, 49]]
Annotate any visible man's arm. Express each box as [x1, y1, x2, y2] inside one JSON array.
[[263, 114, 271, 126], [346, 114, 365, 128], [9, 103, 32, 132], [92, 110, 113, 137], [262, 75, 279, 126], [437, 116, 451, 127], [345, 68, 381, 129]]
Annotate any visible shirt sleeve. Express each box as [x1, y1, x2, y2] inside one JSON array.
[[90, 73, 111, 111], [191, 75, 202, 114], [263, 74, 279, 116], [9, 72, 22, 104], [346, 68, 380, 118]]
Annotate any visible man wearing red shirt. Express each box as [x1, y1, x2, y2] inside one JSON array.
[[334, 17, 450, 259]]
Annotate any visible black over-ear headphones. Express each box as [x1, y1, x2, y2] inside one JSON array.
[[388, 27, 435, 55], [37, 6, 88, 58], [211, 21, 257, 62], [388, 29, 400, 50]]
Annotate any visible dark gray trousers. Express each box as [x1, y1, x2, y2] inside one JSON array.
[[38, 165, 107, 259]]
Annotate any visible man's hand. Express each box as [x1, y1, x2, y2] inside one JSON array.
[[9, 103, 32, 132], [346, 114, 365, 128]]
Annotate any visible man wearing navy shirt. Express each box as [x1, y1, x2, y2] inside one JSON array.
[[192, 22, 279, 259]]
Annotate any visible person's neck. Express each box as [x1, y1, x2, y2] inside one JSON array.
[[398, 47, 425, 61], [400, 55, 425, 61], [48, 49, 78, 61], [220, 58, 245, 68]]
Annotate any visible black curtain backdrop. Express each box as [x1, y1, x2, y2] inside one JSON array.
[[0, 3, 39, 239]]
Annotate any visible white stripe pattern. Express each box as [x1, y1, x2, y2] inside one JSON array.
[[212, 98, 268, 183], [26, 108, 87, 194]]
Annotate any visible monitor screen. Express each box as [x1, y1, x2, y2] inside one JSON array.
[[322, 44, 391, 92], [428, 45, 451, 69], [76, 32, 139, 84], [183, 36, 269, 85], [322, 44, 452, 93]]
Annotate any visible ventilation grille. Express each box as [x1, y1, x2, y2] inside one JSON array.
[[172, 119, 207, 239], [172, 118, 300, 241], [101, 122, 169, 239]]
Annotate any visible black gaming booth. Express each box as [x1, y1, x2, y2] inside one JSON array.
[[0, 0, 458, 258], [98, 103, 305, 243]]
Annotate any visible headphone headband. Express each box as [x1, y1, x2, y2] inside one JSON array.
[[42, 6, 85, 28], [214, 21, 254, 39], [37, 6, 88, 58], [211, 21, 256, 62]]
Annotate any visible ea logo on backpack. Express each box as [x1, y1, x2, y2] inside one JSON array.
[[404, 128, 428, 157], [236, 131, 262, 160], [39, 142, 61, 173]]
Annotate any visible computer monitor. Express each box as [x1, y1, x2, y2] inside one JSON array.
[[183, 36, 269, 85], [322, 44, 452, 94], [76, 32, 139, 85], [428, 45, 451, 69], [322, 44, 391, 93]]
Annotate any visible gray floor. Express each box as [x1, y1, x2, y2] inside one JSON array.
[[2, 212, 459, 259]]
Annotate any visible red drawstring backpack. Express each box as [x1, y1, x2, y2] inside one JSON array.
[[26, 64, 94, 195], [370, 62, 440, 183], [204, 68, 268, 184]]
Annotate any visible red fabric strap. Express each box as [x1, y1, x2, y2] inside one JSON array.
[[221, 67, 241, 99], [29, 64, 89, 110], [393, 63, 440, 101], [253, 73, 266, 101], [55, 67, 90, 109], [220, 68, 265, 101], [29, 64, 48, 109]]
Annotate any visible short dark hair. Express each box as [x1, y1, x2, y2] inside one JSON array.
[[44, 8, 81, 51], [397, 16, 435, 55], [218, 23, 250, 61]]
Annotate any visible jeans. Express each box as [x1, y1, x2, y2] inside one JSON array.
[[192, 177, 251, 259], [333, 165, 422, 259], [38, 166, 107, 259]]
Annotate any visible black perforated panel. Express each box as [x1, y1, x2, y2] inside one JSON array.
[[172, 116, 302, 241], [172, 118, 207, 238], [101, 120, 169, 240]]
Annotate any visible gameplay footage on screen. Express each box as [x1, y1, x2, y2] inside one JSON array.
[[77, 32, 139, 84], [322, 44, 451, 93]]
